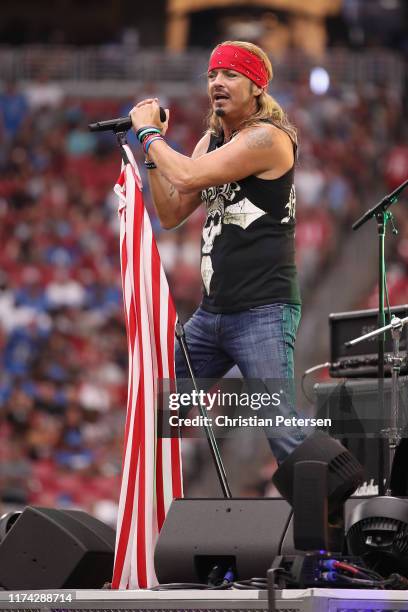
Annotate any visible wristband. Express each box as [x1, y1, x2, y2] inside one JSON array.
[[136, 126, 161, 143], [144, 135, 164, 155], [144, 160, 157, 169]]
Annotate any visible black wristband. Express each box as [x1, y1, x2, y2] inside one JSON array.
[[136, 126, 161, 143], [144, 160, 157, 169]]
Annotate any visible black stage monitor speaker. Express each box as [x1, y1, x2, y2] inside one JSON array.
[[155, 497, 377, 585], [154, 498, 292, 584], [0, 506, 115, 590], [314, 377, 408, 494]]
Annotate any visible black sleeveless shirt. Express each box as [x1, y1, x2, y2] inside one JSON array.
[[200, 131, 301, 313]]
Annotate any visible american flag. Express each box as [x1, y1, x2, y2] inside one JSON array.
[[111, 143, 183, 589]]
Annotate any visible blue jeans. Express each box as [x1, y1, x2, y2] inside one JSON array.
[[175, 303, 304, 464]]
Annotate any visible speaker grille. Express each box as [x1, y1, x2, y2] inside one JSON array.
[[395, 523, 408, 555], [348, 516, 406, 551], [330, 450, 363, 482]]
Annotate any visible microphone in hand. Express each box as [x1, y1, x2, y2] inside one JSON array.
[[89, 107, 167, 133]]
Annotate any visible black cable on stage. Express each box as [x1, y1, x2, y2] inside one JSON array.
[[300, 372, 314, 405], [149, 560, 408, 593], [150, 582, 232, 591], [277, 509, 293, 556], [301, 362, 331, 405], [232, 577, 267, 590]]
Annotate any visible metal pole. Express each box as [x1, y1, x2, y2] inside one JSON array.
[[377, 212, 386, 495], [175, 322, 232, 499], [385, 323, 404, 495]]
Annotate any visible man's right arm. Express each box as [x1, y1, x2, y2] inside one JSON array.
[[147, 133, 210, 230]]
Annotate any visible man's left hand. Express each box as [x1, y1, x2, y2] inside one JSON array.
[[130, 98, 164, 132]]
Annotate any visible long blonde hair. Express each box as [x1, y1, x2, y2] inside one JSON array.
[[206, 40, 297, 147]]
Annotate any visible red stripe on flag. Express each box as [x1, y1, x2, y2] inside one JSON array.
[[120, 233, 134, 461], [151, 239, 163, 379], [133, 182, 148, 588], [151, 239, 166, 527]]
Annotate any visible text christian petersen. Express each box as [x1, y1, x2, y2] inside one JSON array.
[[166, 390, 332, 429]]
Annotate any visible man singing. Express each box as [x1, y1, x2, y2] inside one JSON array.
[[130, 41, 303, 463]]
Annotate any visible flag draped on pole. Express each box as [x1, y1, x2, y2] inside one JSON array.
[[112, 143, 183, 589]]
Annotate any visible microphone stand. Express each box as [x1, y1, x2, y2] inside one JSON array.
[[175, 322, 232, 498], [109, 126, 232, 499], [351, 178, 408, 493], [345, 316, 408, 495]]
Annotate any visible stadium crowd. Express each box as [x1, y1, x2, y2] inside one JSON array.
[[0, 71, 406, 514]]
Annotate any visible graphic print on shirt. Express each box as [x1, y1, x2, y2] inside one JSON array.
[[281, 184, 296, 224], [201, 182, 266, 295]]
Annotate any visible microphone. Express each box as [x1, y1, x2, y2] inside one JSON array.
[[89, 107, 167, 133]]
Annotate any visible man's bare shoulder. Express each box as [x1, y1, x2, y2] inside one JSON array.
[[192, 133, 211, 159], [241, 123, 292, 152]]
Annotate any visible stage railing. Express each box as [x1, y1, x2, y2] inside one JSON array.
[[1, 46, 404, 90]]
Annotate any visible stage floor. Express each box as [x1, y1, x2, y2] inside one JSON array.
[[0, 588, 408, 611]]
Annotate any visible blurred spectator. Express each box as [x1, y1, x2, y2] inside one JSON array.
[[46, 267, 86, 309], [384, 139, 408, 191], [0, 81, 29, 140], [24, 73, 64, 110], [295, 159, 325, 208]]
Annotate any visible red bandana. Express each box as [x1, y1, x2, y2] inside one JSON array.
[[208, 44, 269, 89]]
